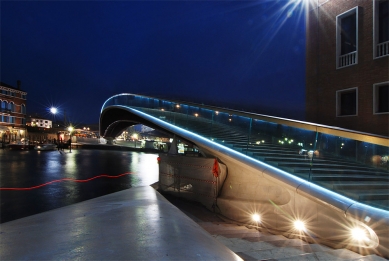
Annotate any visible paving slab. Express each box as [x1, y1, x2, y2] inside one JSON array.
[[0, 186, 241, 260]]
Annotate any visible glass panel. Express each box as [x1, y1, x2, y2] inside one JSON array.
[[101, 93, 389, 210]]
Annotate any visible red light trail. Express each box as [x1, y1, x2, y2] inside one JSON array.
[[0, 172, 134, 191]]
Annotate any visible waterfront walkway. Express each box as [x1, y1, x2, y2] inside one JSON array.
[[0, 186, 240, 260], [1, 186, 387, 260]]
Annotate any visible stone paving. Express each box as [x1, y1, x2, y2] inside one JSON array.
[[163, 193, 389, 261]]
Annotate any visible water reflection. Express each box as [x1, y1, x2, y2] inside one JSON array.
[[0, 149, 159, 223]]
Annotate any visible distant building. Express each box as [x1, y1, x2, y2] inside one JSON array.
[[306, 0, 389, 137], [0, 81, 28, 143], [27, 116, 53, 128]]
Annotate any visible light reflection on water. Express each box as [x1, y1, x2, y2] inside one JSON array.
[[0, 149, 159, 223]]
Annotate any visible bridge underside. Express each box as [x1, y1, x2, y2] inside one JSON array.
[[101, 107, 197, 149], [101, 107, 169, 138], [100, 98, 389, 258]]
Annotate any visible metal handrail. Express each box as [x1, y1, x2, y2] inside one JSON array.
[[102, 93, 389, 146]]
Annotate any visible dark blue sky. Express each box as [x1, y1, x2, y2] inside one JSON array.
[[1, 0, 306, 124]]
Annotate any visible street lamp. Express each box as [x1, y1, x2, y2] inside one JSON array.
[[68, 126, 74, 152], [50, 107, 58, 115], [49, 107, 58, 128]]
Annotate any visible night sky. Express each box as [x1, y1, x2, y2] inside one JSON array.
[[1, 1, 306, 124]]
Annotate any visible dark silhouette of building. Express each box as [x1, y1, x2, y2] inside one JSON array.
[[306, 0, 388, 137]]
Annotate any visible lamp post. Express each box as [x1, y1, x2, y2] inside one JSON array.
[[68, 126, 74, 152]]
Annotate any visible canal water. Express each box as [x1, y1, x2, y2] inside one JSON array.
[[0, 149, 159, 223]]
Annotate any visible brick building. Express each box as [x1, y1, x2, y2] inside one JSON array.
[[0, 81, 28, 143], [306, 0, 388, 137]]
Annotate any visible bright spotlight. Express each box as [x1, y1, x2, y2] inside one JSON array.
[[50, 107, 58, 114], [351, 227, 366, 241], [252, 214, 260, 222], [294, 220, 305, 231]]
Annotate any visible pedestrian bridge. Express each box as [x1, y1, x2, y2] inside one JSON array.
[[100, 93, 389, 258]]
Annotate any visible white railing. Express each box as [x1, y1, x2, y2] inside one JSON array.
[[376, 41, 389, 58], [338, 51, 357, 68]]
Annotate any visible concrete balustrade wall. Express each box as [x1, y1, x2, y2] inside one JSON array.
[[194, 144, 389, 258]]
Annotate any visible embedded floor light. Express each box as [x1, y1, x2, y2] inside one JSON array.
[[351, 227, 366, 242], [294, 220, 305, 231], [252, 214, 260, 223]]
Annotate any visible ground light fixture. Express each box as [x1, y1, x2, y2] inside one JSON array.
[[252, 213, 260, 223], [351, 227, 367, 242], [294, 220, 306, 232]]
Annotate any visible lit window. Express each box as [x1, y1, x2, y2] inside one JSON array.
[[374, 0, 389, 58], [373, 82, 389, 114], [336, 7, 359, 68], [337, 87, 358, 116]]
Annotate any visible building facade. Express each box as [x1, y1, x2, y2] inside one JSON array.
[[306, 0, 388, 137], [27, 116, 53, 129], [0, 81, 28, 143]]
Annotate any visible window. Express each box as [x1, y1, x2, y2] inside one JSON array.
[[2, 101, 8, 111], [374, 82, 389, 114], [21, 104, 26, 114], [8, 102, 15, 112], [337, 87, 358, 116], [21, 118, 26, 125], [336, 7, 359, 68], [374, 0, 389, 58], [9, 116, 15, 124]]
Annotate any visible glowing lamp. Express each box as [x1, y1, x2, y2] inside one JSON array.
[[50, 107, 58, 114], [294, 220, 305, 231], [252, 214, 260, 222], [351, 227, 366, 241]]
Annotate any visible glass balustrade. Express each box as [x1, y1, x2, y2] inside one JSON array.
[[102, 94, 389, 211]]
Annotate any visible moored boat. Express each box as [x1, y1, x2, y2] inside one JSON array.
[[8, 140, 35, 150], [34, 143, 57, 151]]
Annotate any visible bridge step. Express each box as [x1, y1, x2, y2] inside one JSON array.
[[319, 181, 389, 190], [294, 168, 387, 175]]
